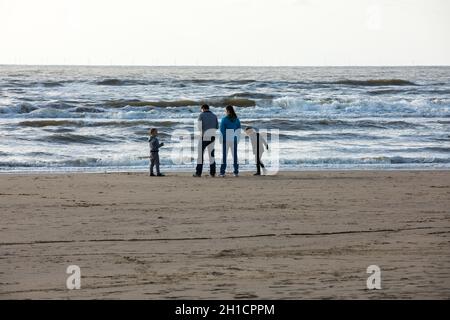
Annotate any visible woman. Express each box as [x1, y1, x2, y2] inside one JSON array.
[[219, 105, 241, 177]]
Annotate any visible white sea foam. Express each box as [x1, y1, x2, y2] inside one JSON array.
[[1, 65, 449, 171]]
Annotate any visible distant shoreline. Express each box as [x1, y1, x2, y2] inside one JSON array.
[[2, 64, 450, 68]]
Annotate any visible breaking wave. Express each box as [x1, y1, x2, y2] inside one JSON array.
[[281, 156, 450, 165], [331, 79, 416, 86], [0, 77, 422, 89], [17, 119, 183, 128], [2, 96, 449, 120], [42, 133, 119, 144], [1, 155, 449, 170], [102, 97, 256, 108], [95, 78, 157, 86]]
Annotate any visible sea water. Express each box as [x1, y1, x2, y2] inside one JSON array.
[[0, 65, 449, 172]]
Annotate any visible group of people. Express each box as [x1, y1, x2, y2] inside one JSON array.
[[148, 105, 268, 177]]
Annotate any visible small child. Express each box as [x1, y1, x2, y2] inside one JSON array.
[[148, 128, 165, 177], [245, 126, 268, 176]]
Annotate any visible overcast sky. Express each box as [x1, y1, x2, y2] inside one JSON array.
[[0, 0, 449, 66]]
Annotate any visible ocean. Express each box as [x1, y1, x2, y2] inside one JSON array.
[[0, 65, 449, 172]]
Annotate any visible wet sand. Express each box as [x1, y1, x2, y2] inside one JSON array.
[[0, 171, 449, 299]]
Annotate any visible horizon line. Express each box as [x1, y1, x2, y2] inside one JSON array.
[[1, 63, 450, 68]]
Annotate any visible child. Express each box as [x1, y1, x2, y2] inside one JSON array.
[[245, 126, 268, 176], [148, 128, 165, 177]]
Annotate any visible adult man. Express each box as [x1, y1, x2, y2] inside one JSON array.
[[193, 104, 218, 177]]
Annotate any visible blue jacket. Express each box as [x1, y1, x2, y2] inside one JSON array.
[[220, 116, 241, 141]]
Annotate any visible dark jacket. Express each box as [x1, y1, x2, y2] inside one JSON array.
[[198, 110, 219, 133], [149, 136, 163, 152]]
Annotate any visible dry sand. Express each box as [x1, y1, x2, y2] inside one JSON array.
[[0, 170, 449, 299]]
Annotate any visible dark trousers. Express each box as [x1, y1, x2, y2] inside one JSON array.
[[255, 133, 264, 174], [195, 137, 216, 176], [220, 139, 239, 175], [256, 154, 265, 174], [150, 152, 160, 175]]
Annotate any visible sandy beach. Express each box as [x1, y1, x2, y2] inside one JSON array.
[[0, 170, 449, 299]]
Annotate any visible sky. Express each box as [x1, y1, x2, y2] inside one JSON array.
[[0, 0, 449, 66]]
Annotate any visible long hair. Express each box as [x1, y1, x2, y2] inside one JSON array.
[[225, 105, 237, 120]]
